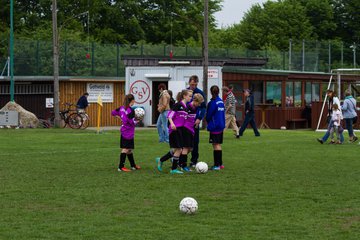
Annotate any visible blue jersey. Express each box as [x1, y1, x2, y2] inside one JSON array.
[[206, 96, 225, 133]]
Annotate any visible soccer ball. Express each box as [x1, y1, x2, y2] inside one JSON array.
[[179, 197, 198, 214], [134, 107, 145, 120], [195, 162, 208, 174]]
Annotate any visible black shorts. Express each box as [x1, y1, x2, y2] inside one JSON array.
[[120, 136, 134, 149], [209, 132, 223, 144], [182, 128, 194, 148], [169, 127, 183, 148]]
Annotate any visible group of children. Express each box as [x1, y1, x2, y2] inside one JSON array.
[[112, 85, 226, 173]]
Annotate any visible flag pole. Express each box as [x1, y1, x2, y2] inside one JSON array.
[[96, 93, 103, 134]]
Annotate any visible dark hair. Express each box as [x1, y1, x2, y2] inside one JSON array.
[[210, 85, 219, 99], [84, 92, 89, 96], [124, 94, 135, 107], [158, 83, 167, 91], [168, 90, 173, 98], [189, 75, 199, 83], [228, 84, 234, 90]]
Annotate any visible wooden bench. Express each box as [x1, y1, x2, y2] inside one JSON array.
[[286, 118, 308, 129]]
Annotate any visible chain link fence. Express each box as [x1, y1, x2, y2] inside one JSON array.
[[0, 39, 358, 77]]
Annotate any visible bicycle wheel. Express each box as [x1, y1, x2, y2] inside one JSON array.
[[68, 113, 83, 129], [79, 113, 90, 129]]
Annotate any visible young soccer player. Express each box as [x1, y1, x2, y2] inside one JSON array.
[[156, 89, 192, 174], [111, 94, 141, 172], [179, 93, 204, 172], [206, 85, 226, 170]]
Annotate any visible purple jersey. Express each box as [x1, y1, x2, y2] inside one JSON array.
[[184, 102, 197, 135], [167, 101, 188, 134], [111, 106, 136, 139]]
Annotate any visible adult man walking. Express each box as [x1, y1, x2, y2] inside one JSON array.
[[222, 85, 239, 138], [239, 89, 260, 137], [188, 75, 206, 167]]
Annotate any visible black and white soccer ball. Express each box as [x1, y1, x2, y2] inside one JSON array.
[[134, 107, 145, 120], [179, 197, 198, 214], [195, 162, 208, 174]]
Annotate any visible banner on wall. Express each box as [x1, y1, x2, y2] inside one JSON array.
[[87, 83, 114, 103]]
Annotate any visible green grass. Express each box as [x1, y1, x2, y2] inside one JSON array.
[[0, 128, 359, 239]]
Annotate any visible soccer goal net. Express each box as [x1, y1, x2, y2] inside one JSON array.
[[315, 68, 360, 132]]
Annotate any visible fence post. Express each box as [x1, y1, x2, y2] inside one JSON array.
[[289, 39, 292, 71], [64, 41, 67, 76], [302, 39, 305, 72], [186, 45, 188, 57], [328, 41, 331, 73], [36, 40, 40, 75], [91, 42, 95, 76], [141, 44, 144, 56], [116, 43, 120, 77]]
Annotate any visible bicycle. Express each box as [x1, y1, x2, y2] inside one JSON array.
[[39, 103, 83, 129]]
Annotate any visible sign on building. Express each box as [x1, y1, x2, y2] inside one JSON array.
[[87, 83, 114, 103]]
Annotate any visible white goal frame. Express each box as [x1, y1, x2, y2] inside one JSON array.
[[315, 68, 360, 132]]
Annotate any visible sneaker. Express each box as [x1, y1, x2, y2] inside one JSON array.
[[118, 167, 131, 172], [329, 140, 336, 144], [156, 157, 163, 171], [236, 135, 240, 139], [211, 166, 220, 171], [181, 166, 192, 172], [220, 165, 225, 169], [351, 136, 358, 143], [189, 163, 196, 168], [170, 169, 183, 174], [131, 165, 141, 170], [317, 138, 324, 144]]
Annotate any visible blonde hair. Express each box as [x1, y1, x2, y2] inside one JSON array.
[[176, 89, 193, 102], [192, 93, 204, 104]]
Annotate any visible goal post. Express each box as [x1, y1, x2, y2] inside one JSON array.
[[315, 68, 360, 132]]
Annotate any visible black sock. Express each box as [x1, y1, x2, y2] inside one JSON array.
[[160, 150, 173, 162], [119, 153, 126, 168], [213, 150, 222, 167], [179, 154, 188, 168], [127, 153, 136, 167], [171, 156, 179, 170]]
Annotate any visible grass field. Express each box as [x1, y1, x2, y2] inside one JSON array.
[[0, 128, 359, 239]]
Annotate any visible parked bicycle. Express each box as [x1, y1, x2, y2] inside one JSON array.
[[39, 103, 88, 129]]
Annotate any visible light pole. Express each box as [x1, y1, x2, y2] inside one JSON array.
[[10, 0, 14, 102], [203, 0, 209, 103]]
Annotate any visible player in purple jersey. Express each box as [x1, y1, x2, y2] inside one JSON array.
[[179, 93, 204, 172], [156, 89, 192, 174], [111, 94, 141, 172]]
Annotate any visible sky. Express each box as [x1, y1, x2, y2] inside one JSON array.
[[214, 0, 268, 28]]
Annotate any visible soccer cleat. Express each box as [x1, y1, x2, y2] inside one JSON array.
[[317, 138, 324, 144], [211, 166, 220, 171], [220, 165, 225, 169], [181, 166, 192, 172], [236, 134, 240, 139], [131, 165, 141, 170], [351, 136, 358, 143], [156, 157, 163, 171], [118, 167, 131, 172], [170, 169, 183, 174]]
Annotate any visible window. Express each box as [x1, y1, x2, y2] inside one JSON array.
[[249, 81, 263, 104], [266, 82, 281, 106], [286, 81, 302, 107], [305, 82, 320, 105]]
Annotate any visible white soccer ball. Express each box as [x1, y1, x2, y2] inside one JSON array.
[[195, 162, 208, 174], [179, 197, 198, 214], [134, 107, 145, 120]]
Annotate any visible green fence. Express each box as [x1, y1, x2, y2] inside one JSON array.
[[0, 39, 358, 77]]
